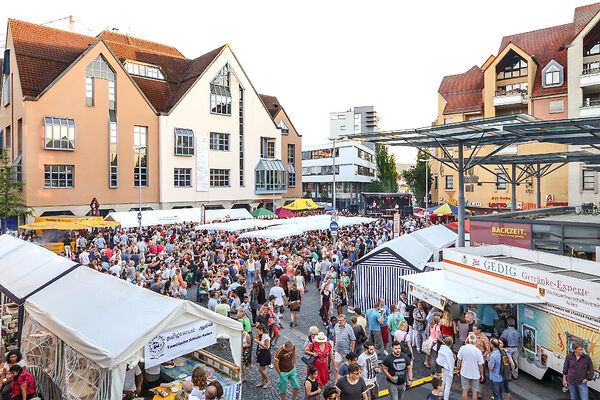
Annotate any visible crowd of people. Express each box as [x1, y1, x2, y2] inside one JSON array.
[[7, 213, 596, 400]]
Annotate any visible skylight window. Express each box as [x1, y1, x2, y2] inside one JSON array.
[[125, 61, 165, 80]]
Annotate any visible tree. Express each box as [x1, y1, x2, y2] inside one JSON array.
[[401, 151, 432, 207], [0, 149, 32, 232], [303, 188, 312, 199], [320, 189, 329, 201], [367, 143, 398, 193]]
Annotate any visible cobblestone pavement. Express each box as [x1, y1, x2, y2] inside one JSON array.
[[190, 279, 561, 400]]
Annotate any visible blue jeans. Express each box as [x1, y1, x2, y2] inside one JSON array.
[[248, 270, 255, 285], [490, 380, 505, 400], [568, 382, 589, 400]]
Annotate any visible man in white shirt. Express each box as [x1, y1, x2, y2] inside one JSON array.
[[457, 334, 484, 400], [269, 281, 286, 308]]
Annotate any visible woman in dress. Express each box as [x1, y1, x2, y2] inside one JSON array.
[[288, 281, 301, 327], [294, 269, 305, 297], [304, 332, 333, 386], [255, 323, 271, 388], [304, 366, 322, 400], [320, 282, 332, 326], [334, 281, 347, 317]]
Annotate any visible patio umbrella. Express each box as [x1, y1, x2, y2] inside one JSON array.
[[283, 198, 324, 211], [250, 208, 275, 218], [275, 207, 296, 218]]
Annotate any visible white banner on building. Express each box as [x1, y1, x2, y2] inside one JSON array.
[[145, 320, 216, 368], [393, 213, 400, 239], [196, 137, 209, 192]]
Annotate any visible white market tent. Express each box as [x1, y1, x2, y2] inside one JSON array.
[[104, 208, 252, 228], [1, 238, 243, 400], [195, 218, 280, 232], [238, 215, 376, 239], [0, 235, 80, 304]]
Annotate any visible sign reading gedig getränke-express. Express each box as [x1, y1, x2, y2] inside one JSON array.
[[145, 320, 216, 368]]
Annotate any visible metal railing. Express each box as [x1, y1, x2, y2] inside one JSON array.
[[581, 98, 600, 107], [582, 67, 600, 76], [494, 89, 527, 97]]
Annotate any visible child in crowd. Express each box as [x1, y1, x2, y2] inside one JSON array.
[[271, 306, 282, 347], [427, 377, 444, 400], [337, 352, 358, 377]]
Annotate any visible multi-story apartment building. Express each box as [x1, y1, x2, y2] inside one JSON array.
[[567, 3, 600, 206], [260, 94, 302, 203], [430, 4, 600, 211], [301, 140, 376, 209], [330, 106, 378, 149], [0, 19, 300, 220]]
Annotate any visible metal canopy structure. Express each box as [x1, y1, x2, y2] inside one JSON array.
[[346, 115, 600, 247], [439, 151, 600, 210]]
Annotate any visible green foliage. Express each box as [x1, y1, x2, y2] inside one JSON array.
[[0, 149, 32, 232], [303, 188, 312, 199], [367, 143, 398, 193], [320, 189, 329, 201], [401, 151, 432, 207]]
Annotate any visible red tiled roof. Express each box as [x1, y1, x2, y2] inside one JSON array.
[[96, 30, 185, 58], [259, 94, 281, 118], [8, 19, 225, 112], [438, 66, 483, 115], [498, 23, 573, 97], [573, 2, 600, 39]]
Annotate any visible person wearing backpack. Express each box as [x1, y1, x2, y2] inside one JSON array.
[[487, 338, 507, 400], [499, 338, 515, 400], [393, 321, 414, 360], [382, 341, 413, 400]]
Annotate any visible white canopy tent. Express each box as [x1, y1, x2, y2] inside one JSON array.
[[0, 235, 80, 303], [2, 238, 243, 400], [104, 208, 252, 228], [195, 218, 280, 232], [402, 269, 543, 305], [238, 216, 376, 239]]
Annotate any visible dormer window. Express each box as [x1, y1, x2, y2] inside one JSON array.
[[124, 61, 165, 80], [584, 31, 600, 56], [541, 60, 564, 87], [210, 63, 232, 115], [496, 52, 527, 80], [278, 120, 289, 134]]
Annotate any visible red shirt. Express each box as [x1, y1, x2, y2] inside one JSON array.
[[280, 275, 290, 291], [11, 370, 36, 397], [440, 324, 454, 336]]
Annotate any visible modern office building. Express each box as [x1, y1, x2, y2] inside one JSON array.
[[0, 19, 300, 220], [301, 140, 376, 209], [330, 106, 378, 148], [429, 4, 600, 211]]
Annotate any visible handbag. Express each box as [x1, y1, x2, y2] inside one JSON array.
[[302, 343, 316, 366], [422, 336, 435, 355], [290, 301, 301, 311]]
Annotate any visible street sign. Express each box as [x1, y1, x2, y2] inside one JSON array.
[[137, 212, 143, 221], [330, 221, 339, 231]]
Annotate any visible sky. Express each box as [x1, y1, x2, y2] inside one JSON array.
[[1, 0, 592, 162]]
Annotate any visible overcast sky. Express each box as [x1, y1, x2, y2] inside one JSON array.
[[2, 0, 591, 162]]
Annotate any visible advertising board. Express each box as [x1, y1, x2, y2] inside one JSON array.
[[470, 220, 531, 248]]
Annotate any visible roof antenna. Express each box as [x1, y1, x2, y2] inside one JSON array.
[[69, 15, 74, 32]]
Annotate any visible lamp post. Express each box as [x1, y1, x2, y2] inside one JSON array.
[[331, 137, 337, 219]]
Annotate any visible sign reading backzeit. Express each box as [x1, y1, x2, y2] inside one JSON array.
[[145, 320, 216, 368], [445, 252, 600, 317]]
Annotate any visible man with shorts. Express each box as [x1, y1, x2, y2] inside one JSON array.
[[457, 334, 484, 400], [333, 314, 356, 382], [274, 340, 299, 400]]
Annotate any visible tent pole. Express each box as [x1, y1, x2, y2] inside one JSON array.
[[457, 144, 465, 247], [536, 163, 542, 208]]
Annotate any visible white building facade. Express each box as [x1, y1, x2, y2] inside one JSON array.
[[302, 140, 376, 209], [158, 46, 286, 209]]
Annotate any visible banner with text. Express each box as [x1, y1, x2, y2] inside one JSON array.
[[408, 282, 447, 310], [470, 220, 531, 248], [145, 320, 216, 368], [196, 138, 209, 192]]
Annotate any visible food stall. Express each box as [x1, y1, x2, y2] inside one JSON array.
[[402, 245, 600, 390], [0, 237, 243, 400], [19, 216, 120, 253]]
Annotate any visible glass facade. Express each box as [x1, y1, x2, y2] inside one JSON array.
[[210, 63, 232, 115], [255, 159, 287, 194], [134, 126, 148, 187]]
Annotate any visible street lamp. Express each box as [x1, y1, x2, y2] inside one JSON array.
[[133, 145, 143, 232], [330, 137, 337, 219]]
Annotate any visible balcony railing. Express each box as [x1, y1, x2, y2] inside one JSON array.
[[582, 99, 600, 108], [494, 89, 528, 96], [582, 67, 600, 75]]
